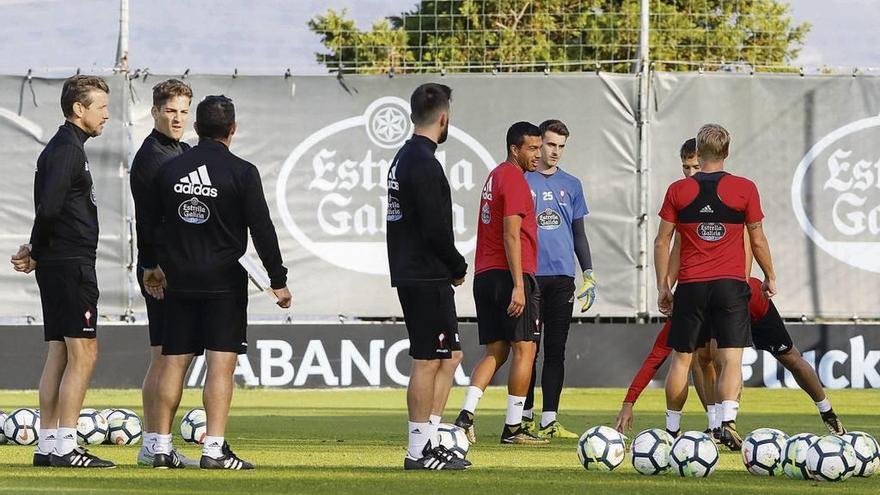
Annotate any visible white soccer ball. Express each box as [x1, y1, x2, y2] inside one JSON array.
[[436, 423, 469, 459], [180, 408, 207, 444], [577, 425, 626, 471], [840, 431, 880, 477], [742, 429, 787, 476], [669, 430, 719, 478], [2, 408, 40, 446], [783, 433, 819, 480], [806, 434, 857, 482], [631, 428, 674, 475], [751, 427, 788, 440], [77, 408, 109, 445], [0, 411, 8, 445], [106, 408, 142, 445]]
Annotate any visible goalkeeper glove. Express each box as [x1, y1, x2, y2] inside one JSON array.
[[576, 269, 597, 312]]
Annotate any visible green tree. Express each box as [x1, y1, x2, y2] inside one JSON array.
[[308, 1, 810, 73]]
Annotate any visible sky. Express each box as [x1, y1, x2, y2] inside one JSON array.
[[0, 0, 878, 76]]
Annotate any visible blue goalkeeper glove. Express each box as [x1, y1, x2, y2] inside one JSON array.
[[576, 269, 597, 312]]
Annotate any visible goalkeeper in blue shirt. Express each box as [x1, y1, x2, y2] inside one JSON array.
[[522, 119, 597, 439]]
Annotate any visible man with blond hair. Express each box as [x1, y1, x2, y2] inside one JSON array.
[[654, 124, 777, 450]]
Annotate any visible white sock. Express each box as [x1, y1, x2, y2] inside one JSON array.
[[154, 433, 172, 455], [721, 400, 739, 423], [428, 414, 442, 425], [712, 403, 722, 429], [462, 386, 483, 414], [202, 435, 225, 459], [143, 432, 157, 452], [706, 405, 716, 430], [665, 410, 682, 433], [522, 408, 534, 420], [37, 429, 57, 455], [407, 421, 431, 459], [815, 398, 831, 413], [54, 427, 78, 456], [541, 411, 557, 428], [505, 395, 526, 427]]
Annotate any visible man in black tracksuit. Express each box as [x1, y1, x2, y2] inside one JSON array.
[[129, 79, 197, 468], [386, 83, 468, 470], [138, 95, 291, 470], [11, 75, 114, 468]]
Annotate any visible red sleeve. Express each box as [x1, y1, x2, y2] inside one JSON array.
[[624, 321, 673, 404], [658, 184, 678, 223], [501, 169, 531, 218], [744, 180, 764, 224]]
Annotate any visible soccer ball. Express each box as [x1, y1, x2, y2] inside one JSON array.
[[106, 408, 142, 445], [577, 425, 626, 471], [752, 427, 788, 439], [669, 431, 719, 478], [180, 408, 207, 444], [742, 429, 787, 476], [2, 408, 40, 445], [806, 434, 857, 482], [0, 411, 7, 445], [783, 433, 819, 480], [840, 431, 880, 477], [77, 408, 109, 445], [631, 428, 674, 475], [436, 423, 470, 459]]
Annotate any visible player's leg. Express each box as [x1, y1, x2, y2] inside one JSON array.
[[34, 341, 66, 466], [455, 340, 509, 442], [537, 276, 577, 439], [665, 351, 692, 436], [430, 350, 462, 424], [522, 339, 540, 432], [664, 282, 706, 437], [693, 339, 719, 436]]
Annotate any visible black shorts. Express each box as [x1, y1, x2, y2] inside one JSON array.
[[750, 301, 794, 355], [474, 270, 541, 345], [35, 263, 99, 341], [137, 266, 165, 347], [668, 279, 751, 352], [397, 285, 460, 360], [162, 293, 248, 356]]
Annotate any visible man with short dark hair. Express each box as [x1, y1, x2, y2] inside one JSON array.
[[11, 75, 114, 468], [454, 121, 548, 445], [130, 78, 196, 467], [387, 83, 469, 470], [521, 119, 596, 439], [139, 95, 292, 470]]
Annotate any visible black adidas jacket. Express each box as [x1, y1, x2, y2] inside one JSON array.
[[138, 139, 287, 297], [130, 129, 190, 268], [29, 122, 98, 265], [386, 135, 467, 287]]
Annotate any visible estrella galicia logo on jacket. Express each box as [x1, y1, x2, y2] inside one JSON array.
[[791, 115, 880, 273], [178, 197, 210, 224], [277, 96, 495, 274], [697, 222, 725, 241], [537, 208, 561, 230], [174, 165, 218, 197]]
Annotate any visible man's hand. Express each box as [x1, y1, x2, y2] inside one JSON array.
[[615, 402, 634, 433], [452, 276, 465, 287], [576, 269, 597, 312], [10, 244, 36, 274], [658, 285, 674, 316], [143, 266, 166, 300], [273, 287, 292, 308], [508, 284, 525, 317], [762, 278, 777, 298]]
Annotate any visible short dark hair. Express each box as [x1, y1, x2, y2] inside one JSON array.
[[539, 119, 569, 138], [680, 138, 697, 160], [60, 75, 109, 118], [195, 95, 235, 140], [410, 83, 452, 126], [152, 79, 193, 108], [506, 121, 541, 151]]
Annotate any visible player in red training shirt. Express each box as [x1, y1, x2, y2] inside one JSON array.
[[655, 124, 776, 451], [454, 122, 546, 446]]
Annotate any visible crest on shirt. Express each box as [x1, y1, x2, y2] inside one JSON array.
[[537, 208, 562, 230], [697, 222, 726, 242], [480, 202, 491, 224]]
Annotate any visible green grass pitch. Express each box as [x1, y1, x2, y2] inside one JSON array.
[[1, 387, 878, 494]]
